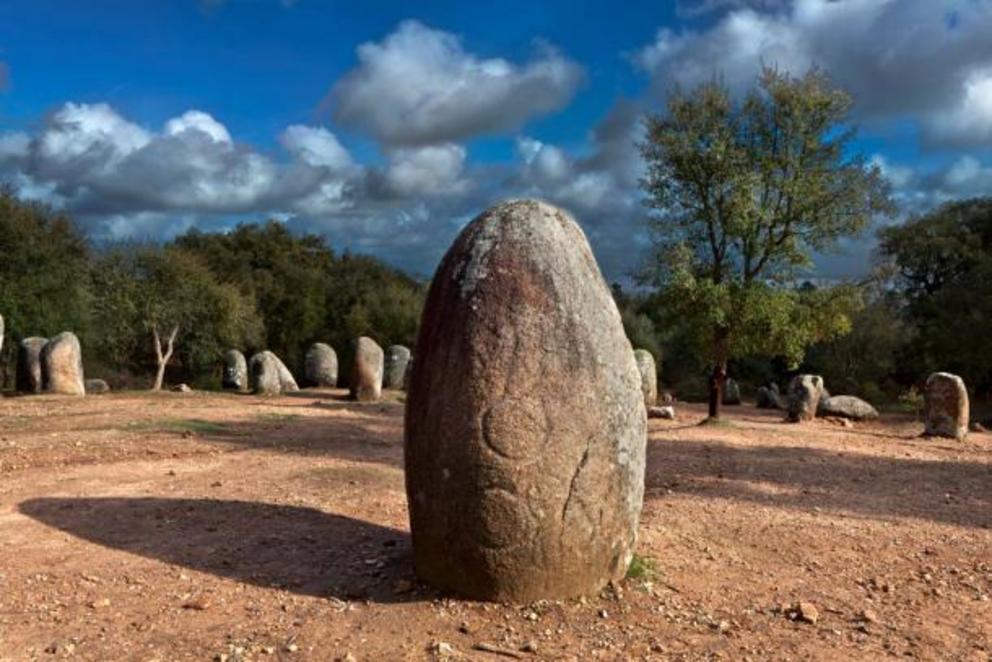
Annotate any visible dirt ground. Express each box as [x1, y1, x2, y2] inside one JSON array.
[[0, 389, 989, 661]]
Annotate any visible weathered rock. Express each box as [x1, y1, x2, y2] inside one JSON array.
[[84, 378, 111, 395], [304, 343, 338, 387], [648, 405, 676, 420], [171, 383, 192, 393], [633, 349, 658, 408], [756, 384, 783, 409], [383, 345, 411, 390], [924, 372, 969, 440], [350, 337, 384, 402], [222, 349, 248, 391], [405, 199, 646, 602], [16, 337, 47, 393], [786, 374, 823, 422], [249, 351, 299, 396], [723, 378, 741, 405], [40, 332, 85, 396], [818, 395, 878, 421]]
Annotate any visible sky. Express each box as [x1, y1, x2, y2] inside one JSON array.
[[1, 0, 991, 282]]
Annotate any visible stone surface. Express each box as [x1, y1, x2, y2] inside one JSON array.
[[84, 378, 111, 395], [818, 395, 879, 421], [756, 384, 783, 410], [171, 383, 192, 393], [786, 375, 823, 422], [16, 337, 47, 394], [350, 337, 384, 402], [222, 350, 248, 391], [249, 351, 299, 396], [304, 343, 338, 387], [405, 199, 646, 602], [383, 345, 411, 390], [40, 332, 85, 396], [723, 378, 741, 405], [633, 349, 658, 408], [648, 405, 676, 420], [924, 372, 969, 440]]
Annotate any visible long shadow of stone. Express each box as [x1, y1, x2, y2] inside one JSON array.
[[646, 438, 992, 530], [19, 497, 418, 602]]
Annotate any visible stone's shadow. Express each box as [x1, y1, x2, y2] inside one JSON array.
[[646, 438, 992, 530], [19, 497, 418, 602]]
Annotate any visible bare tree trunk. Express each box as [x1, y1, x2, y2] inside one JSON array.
[[708, 362, 727, 420], [151, 325, 179, 391]]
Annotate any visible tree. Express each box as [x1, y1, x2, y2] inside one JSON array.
[[640, 68, 892, 418]]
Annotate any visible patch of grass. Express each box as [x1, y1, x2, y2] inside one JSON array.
[[698, 416, 735, 428], [626, 553, 657, 581], [255, 413, 302, 423], [129, 418, 226, 435]]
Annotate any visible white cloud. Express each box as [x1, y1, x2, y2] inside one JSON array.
[[637, 0, 992, 147], [329, 20, 583, 146], [164, 110, 232, 144], [383, 143, 468, 196], [279, 125, 353, 170]]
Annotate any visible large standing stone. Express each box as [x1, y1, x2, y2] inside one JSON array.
[[249, 351, 299, 396], [41, 332, 85, 396], [786, 374, 823, 422], [222, 349, 248, 391], [405, 200, 647, 602], [304, 343, 338, 387], [16, 337, 47, 393], [350, 337, 384, 402], [818, 395, 878, 421], [383, 345, 411, 390], [723, 378, 742, 405], [633, 349, 658, 408], [924, 372, 969, 440]]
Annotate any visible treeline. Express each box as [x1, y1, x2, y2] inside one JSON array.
[[617, 197, 992, 407], [0, 188, 424, 389]]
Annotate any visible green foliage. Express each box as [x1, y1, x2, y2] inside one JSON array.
[[639, 68, 891, 392]]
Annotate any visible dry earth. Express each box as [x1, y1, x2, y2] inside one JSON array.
[[0, 390, 990, 661]]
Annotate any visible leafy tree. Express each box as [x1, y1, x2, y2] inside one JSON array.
[[640, 67, 892, 418]]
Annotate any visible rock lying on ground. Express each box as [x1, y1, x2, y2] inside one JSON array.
[[633, 349, 658, 408], [222, 349, 248, 391], [16, 337, 47, 394], [171, 383, 192, 393], [723, 378, 741, 405], [350, 337, 384, 402], [786, 374, 824, 422], [756, 383, 783, 409], [924, 372, 969, 440], [249, 351, 299, 396], [405, 199, 646, 602], [383, 345, 411, 390], [41, 332, 85, 396], [304, 343, 338, 387], [817, 394, 879, 421], [648, 405, 676, 420], [84, 379, 111, 395]]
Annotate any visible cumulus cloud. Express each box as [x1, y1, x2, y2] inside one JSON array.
[[637, 0, 992, 147], [328, 20, 583, 146], [381, 143, 469, 196]]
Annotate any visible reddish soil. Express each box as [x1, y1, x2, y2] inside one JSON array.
[[0, 390, 989, 661]]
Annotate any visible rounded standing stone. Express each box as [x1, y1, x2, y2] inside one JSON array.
[[924, 372, 969, 440], [222, 349, 248, 391], [633, 349, 657, 408], [16, 337, 47, 393], [383, 345, 411, 390], [304, 343, 338, 387], [249, 351, 299, 396], [85, 378, 111, 395], [786, 374, 823, 422], [405, 199, 647, 602], [350, 337, 384, 401], [723, 378, 741, 405], [41, 332, 85, 396]]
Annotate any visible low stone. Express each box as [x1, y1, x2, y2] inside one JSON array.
[[756, 384, 784, 410], [648, 406, 676, 420], [383, 345, 411, 390], [786, 375, 824, 422], [634, 349, 658, 408], [171, 383, 192, 393], [304, 343, 338, 387], [924, 372, 969, 440], [16, 337, 47, 393], [84, 378, 111, 395], [818, 395, 879, 421], [796, 602, 819, 624], [723, 378, 741, 405], [40, 332, 85, 396], [249, 351, 299, 396], [222, 349, 248, 391]]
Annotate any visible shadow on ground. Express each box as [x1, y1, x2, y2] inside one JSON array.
[[647, 437, 992, 530], [19, 497, 418, 602]]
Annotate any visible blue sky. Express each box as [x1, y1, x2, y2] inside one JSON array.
[[1, 0, 991, 281]]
